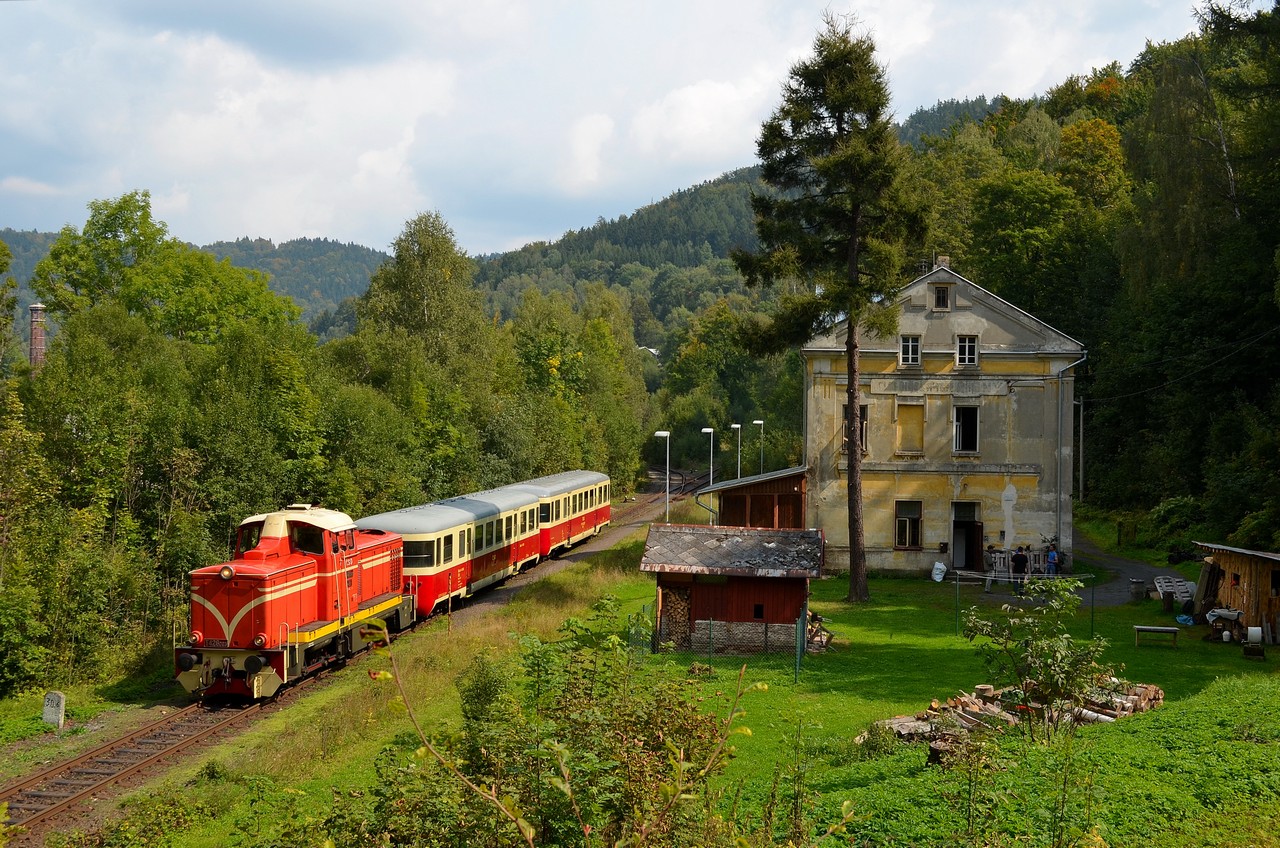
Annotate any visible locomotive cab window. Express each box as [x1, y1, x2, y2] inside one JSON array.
[[237, 521, 265, 557], [289, 522, 325, 556]]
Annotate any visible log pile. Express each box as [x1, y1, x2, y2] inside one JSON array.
[[862, 680, 1165, 746]]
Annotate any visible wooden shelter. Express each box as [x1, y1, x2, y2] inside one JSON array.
[[699, 465, 807, 529], [640, 524, 823, 653], [1193, 541, 1280, 642]]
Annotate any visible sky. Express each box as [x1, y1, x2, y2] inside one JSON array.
[[0, 1, 1215, 257]]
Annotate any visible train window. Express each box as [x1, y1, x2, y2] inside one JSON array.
[[520, 511, 526, 534], [485, 521, 494, 549], [404, 540, 433, 567], [289, 522, 325, 556], [540, 503, 551, 523], [237, 521, 265, 557], [466, 527, 473, 555], [443, 534, 453, 564], [506, 515, 513, 538], [436, 538, 442, 565]]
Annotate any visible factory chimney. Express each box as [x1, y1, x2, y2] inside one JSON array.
[[29, 303, 46, 369]]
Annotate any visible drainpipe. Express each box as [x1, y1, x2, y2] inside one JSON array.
[[695, 492, 719, 527], [1053, 354, 1088, 547]]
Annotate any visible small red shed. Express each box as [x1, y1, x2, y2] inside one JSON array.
[[698, 466, 808, 529], [640, 524, 823, 653]]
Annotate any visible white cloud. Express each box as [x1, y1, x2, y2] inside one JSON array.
[[559, 114, 616, 193], [630, 69, 776, 164], [0, 176, 61, 197]]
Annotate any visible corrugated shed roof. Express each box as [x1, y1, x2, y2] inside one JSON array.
[[1194, 541, 1280, 563], [641, 524, 823, 578], [700, 465, 807, 495]]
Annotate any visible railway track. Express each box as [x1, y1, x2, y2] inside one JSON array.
[[0, 700, 259, 834]]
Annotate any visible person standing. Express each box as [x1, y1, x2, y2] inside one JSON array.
[[983, 544, 997, 593], [1046, 543, 1059, 576], [1011, 546, 1029, 593]]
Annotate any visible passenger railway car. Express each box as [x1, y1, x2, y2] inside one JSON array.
[[176, 471, 610, 697], [357, 470, 610, 618], [510, 470, 612, 557]]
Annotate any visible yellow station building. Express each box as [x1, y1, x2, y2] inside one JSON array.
[[803, 260, 1085, 574]]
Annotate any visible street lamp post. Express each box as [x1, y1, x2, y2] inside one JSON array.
[[701, 427, 714, 486], [731, 423, 741, 478], [654, 430, 671, 522], [752, 419, 764, 475]]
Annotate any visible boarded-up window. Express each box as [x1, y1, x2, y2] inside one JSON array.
[[897, 402, 924, 454]]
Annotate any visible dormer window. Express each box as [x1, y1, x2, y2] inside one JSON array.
[[933, 285, 951, 311]]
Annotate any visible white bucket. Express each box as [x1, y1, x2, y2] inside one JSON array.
[[1247, 626, 1262, 644]]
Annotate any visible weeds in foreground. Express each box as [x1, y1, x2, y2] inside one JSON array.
[[357, 599, 857, 847]]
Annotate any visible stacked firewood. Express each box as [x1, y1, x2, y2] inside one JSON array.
[[863, 680, 1165, 745]]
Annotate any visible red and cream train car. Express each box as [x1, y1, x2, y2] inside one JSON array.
[[176, 471, 610, 697], [356, 470, 611, 618]]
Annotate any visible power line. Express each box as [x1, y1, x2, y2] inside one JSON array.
[[1086, 323, 1280, 403]]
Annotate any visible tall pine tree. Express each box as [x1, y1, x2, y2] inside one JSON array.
[[732, 14, 923, 601]]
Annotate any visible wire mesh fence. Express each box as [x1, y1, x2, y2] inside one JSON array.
[[627, 604, 831, 681]]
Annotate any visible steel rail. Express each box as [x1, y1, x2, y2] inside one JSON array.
[[2, 702, 259, 830]]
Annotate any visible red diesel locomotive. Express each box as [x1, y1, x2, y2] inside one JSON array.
[[176, 471, 610, 698]]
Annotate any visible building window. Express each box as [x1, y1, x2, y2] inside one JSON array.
[[753, 603, 765, 620], [896, 401, 924, 454], [933, 286, 950, 310], [954, 404, 979, 453], [842, 403, 869, 454], [895, 501, 922, 549], [957, 335, 978, 366], [900, 335, 921, 367]]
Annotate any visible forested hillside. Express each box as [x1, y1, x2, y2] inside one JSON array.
[[203, 236, 389, 322], [0, 3, 1277, 701]]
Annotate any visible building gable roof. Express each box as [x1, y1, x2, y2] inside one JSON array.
[[803, 265, 1083, 356], [641, 524, 823, 578]]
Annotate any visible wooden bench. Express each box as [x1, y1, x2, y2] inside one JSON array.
[[1134, 625, 1180, 647]]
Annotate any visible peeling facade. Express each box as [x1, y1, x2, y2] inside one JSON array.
[[803, 262, 1084, 574]]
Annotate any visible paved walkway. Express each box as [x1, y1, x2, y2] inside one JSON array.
[[973, 534, 1194, 607], [1069, 533, 1193, 606]]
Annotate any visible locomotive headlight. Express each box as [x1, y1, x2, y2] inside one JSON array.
[[189, 630, 204, 646], [252, 633, 267, 648], [218, 565, 235, 580]]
